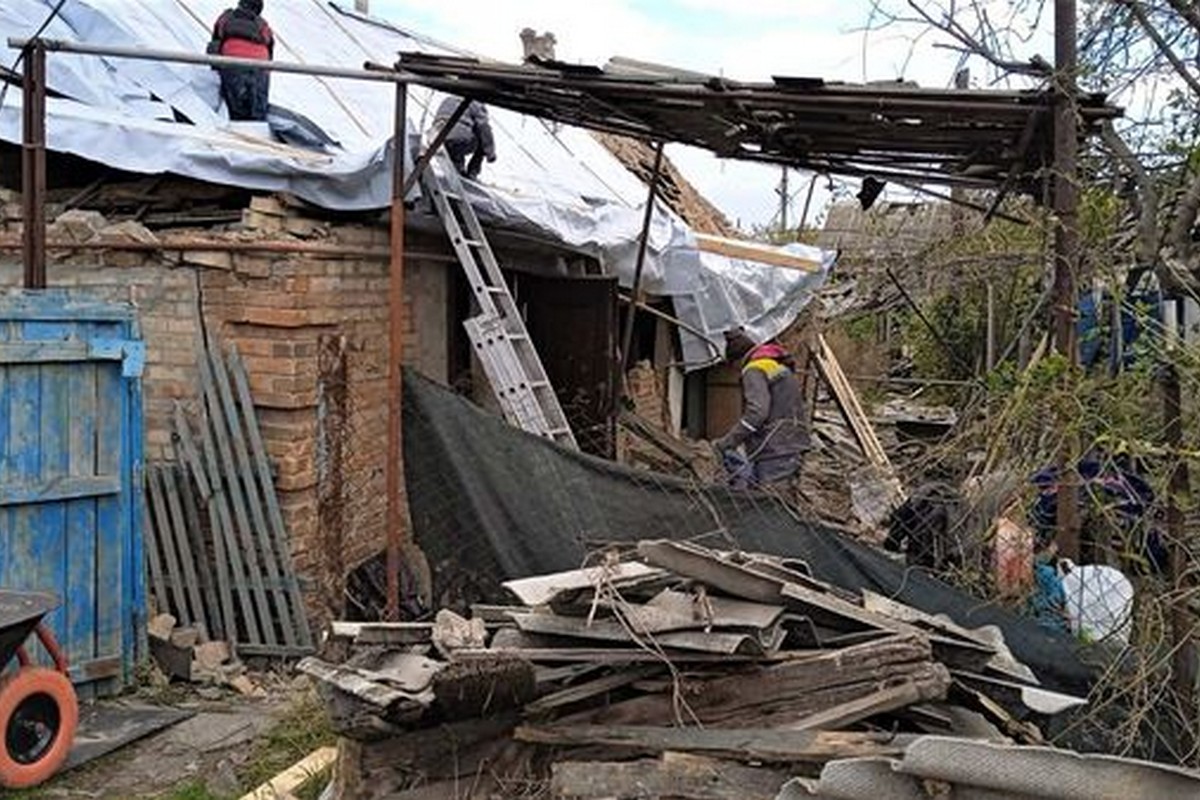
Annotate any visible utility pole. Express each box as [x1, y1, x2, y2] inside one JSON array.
[[950, 68, 969, 238], [1163, 301, 1194, 698], [1053, 0, 1081, 560], [777, 167, 790, 233]]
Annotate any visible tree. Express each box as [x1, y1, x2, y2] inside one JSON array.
[[867, 0, 1200, 293]]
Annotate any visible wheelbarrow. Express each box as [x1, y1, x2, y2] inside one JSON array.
[[0, 591, 78, 790]]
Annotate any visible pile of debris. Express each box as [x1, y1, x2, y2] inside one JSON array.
[[147, 613, 265, 698], [303, 539, 1086, 799]]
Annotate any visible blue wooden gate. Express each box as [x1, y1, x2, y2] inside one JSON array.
[[0, 291, 145, 696]]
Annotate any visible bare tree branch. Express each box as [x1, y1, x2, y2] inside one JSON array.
[[1101, 122, 1161, 270], [1163, 0, 1200, 37], [1168, 171, 1200, 262], [904, 0, 1052, 76], [1115, 0, 1200, 99]]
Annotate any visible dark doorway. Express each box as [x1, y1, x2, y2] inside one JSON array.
[[519, 274, 619, 458]]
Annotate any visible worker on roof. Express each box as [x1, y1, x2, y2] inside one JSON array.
[[432, 97, 497, 180], [715, 328, 810, 490], [208, 0, 274, 122]]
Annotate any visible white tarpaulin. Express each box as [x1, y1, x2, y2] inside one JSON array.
[[0, 0, 834, 367]]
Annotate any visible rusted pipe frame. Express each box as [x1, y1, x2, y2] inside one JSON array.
[[385, 82, 408, 623], [0, 236, 455, 262], [618, 141, 666, 384], [21, 39, 46, 288], [401, 97, 471, 199]]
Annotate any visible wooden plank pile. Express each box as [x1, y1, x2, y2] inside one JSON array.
[[304, 540, 1083, 800], [144, 334, 313, 660]]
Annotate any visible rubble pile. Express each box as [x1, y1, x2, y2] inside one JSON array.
[[302, 540, 1083, 799]]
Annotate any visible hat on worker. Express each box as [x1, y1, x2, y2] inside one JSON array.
[[724, 328, 757, 363]]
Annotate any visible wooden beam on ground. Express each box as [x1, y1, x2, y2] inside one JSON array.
[[515, 724, 913, 762], [238, 746, 337, 800], [812, 334, 892, 470], [781, 666, 950, 731]]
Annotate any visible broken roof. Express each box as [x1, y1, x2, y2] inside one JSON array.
[[391, 53, 1122, 194], [0, 1, 836, 368]]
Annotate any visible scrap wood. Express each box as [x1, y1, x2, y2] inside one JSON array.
[[617, 408, 708, 476], [551, 753, 791, 799], [455, 646, 760, 664], [564, 635, 938, 728], [431, 655, 537, 720], [515, 724, 914, 763], [525, 665, 665, 715], [352, 712, 521, 771], [812, 334, 893, 471], [953, 680, 1045, 745], [238, 746, 337, 800], [781, 663, 951, 731], [470, 604, 535, 623]]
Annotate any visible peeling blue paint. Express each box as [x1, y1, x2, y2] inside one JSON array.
[[0, 291, 144, 697]]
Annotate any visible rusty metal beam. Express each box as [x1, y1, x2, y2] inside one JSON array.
[[618, 141, 665, 386], [385, 83, 409, 622], [21, 40, 47, 288], [402, 97, 470, 198], [0, 236, 456, 261]]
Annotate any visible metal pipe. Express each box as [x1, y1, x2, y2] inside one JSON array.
[[0, 237, 455, 262], [21, 40, 46, 288], [8, 37, 409, 84], [385, 82, 408, 623], [402, 98, 470, 198], [619, 141, 665, 382]]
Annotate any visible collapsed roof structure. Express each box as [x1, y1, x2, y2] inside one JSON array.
[[0, 0, 836, 366]]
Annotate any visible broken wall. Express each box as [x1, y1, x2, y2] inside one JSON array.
[[0, 197, 453, 622]]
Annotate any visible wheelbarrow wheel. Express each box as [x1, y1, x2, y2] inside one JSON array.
[[0, 666, 78, 789]]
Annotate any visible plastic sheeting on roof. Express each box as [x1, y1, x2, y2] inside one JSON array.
[[0, 0, 834, 367]]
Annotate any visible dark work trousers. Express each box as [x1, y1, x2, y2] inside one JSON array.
[[219, 67, 270, 121], [446, 137, 485, 180]]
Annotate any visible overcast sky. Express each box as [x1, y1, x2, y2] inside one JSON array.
[[370, 0, 1052, 230]]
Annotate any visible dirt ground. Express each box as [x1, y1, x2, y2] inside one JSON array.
[[17, 675, 333, 800]]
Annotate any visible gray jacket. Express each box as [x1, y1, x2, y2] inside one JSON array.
[[434, 97, 496, 158], [722, 353, 810, 467]]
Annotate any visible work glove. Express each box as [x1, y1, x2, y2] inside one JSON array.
[[712, 434, 737, 455]]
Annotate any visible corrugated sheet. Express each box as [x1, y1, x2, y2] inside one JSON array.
[[781, 736, 1200, 800]]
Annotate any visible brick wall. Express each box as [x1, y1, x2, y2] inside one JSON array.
[[1, 201, 452, 622]]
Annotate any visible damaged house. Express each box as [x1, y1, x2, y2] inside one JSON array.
[[0, 0, 834, 681]]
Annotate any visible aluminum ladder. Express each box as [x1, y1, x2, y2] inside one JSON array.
[[420, 147, 578, 449]]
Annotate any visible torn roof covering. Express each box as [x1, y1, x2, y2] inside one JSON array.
[[0, 0, 834, 369], [393, 52, 1122, 194]]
